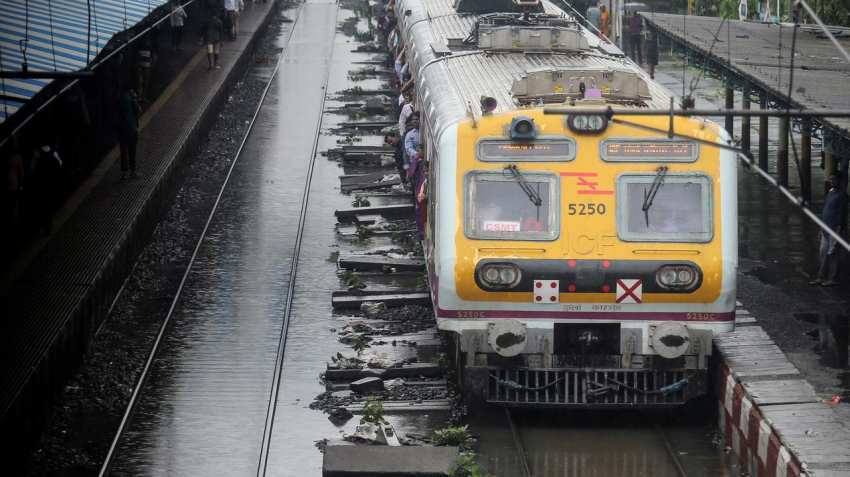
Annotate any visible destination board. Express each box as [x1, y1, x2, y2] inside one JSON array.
[[602, 140, 698, 162], [478, 139, 574, 162]]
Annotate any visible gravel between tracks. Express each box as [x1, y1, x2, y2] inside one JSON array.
[[20, 11, 292, 475]]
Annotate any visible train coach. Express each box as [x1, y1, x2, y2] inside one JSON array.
[[394, 0, 737, 406]]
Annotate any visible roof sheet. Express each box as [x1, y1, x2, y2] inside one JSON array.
[[0, 0, 169, 124], [397, 0, 672, 138]]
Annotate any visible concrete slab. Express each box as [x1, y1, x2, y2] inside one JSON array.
[[322, 444, 458, 476]]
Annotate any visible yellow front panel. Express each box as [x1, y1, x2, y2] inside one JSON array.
[[454, 108, 724, 304]]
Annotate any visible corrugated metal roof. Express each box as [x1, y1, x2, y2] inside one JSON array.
[[0, 0, 169, 124], [439, 51, 670, 117], [398, 0, 673, 140]]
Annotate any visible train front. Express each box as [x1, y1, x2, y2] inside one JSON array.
[[433, 102, 738, 407]]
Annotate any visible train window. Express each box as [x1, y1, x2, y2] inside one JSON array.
[[601, 139, 699, 163], [616, 174, 713, 242], [477, 138, 575, 162], [464, 171, 559, 240]]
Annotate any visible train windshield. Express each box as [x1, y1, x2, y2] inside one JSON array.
[[616, 174, 713, 242], [465, 171, 559, 240]]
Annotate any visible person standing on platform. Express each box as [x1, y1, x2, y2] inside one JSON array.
[[170, 1, 188, 51], [136, 39, 155, 102], [810, 174, 848, 286], [203, 13, 224, 70], [224, 0, 243, 40], [646, 28, 659, 79], [599, 5, 609, 39], [738, 0, 748, 21], [627, 11, 643, 64], [117, 85, 142, 180]]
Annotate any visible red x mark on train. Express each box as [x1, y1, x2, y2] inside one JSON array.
[[560, 172, 614, 195], [615, 278, 643, 304]]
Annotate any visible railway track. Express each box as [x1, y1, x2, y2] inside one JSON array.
[[96, 5, 336, 474], [500, 408, 700, 477]]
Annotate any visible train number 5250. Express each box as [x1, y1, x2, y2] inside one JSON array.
[[568, 203, 607, 215]]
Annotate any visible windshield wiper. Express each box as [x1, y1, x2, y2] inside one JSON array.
[[642, 166, 668, 227], [505, 164, 543, 208]]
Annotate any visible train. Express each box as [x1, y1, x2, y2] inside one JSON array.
[[394, 0, 737, 406]]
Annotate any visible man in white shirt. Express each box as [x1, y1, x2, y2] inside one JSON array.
[[398, 93, 413, 137], [224, 0, 244, 40], [169, 1, 188, 51]]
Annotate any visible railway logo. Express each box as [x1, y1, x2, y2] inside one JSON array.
[[560, 172, 614, 195], [615, 278, 643, 304], [533, 279, 559, 303]]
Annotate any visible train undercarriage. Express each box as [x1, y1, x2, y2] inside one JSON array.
[[447, 320, 714, 407]]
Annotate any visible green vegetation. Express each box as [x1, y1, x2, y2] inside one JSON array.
[[432, 425, 475, 449], [341, 270, 366, 290], [360, 397, 388, 425], [356, 225, 372, 242], [327, 250, 339, 263], [349, 333, 371, 355], [449, 452, 488, 477]]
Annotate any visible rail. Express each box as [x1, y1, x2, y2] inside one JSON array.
[[96, 7, 306, 475]]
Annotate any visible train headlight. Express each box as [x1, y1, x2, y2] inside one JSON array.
[[499, 267, 517, 284], [656, 265, 699, 290], [567, 114, 608, 134], [479, 263, 522, 288], [509, 116, 537, 140]]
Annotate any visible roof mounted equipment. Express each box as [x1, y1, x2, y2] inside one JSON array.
[[454, 0, 544, 14], [472, 13, 588, 52], [512, 67, 652, 105]]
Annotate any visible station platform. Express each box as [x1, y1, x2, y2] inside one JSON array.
[[0, 0, 280, 449]]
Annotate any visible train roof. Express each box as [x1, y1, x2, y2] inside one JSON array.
[[395, 0, 673, 140]]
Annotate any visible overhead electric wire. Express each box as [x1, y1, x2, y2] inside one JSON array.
[[795, 0, 850, 65], [686, 16, 728, 101], [86, 0, 92, 64], [783, 6, 808, 201], [0, 0, 199, 150], [48, 0, 57, 71], [574, 115, 850, 254], [97, 7, 300, 474]]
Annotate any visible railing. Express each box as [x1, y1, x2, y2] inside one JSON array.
[[487, 368, 695, 406]]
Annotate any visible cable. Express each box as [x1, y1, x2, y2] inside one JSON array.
[[21, 0, 29, 71], [98, 8, 303, 474], [795, 0, 850, 65], [48, 0, 57, 71], [784, 7, 807, 201], [687, 16, 728, 99], [0, 48, 8, 119], [86, 0, 92, 64], [604, 117, 850, 254], [0, 0, 200, 150]]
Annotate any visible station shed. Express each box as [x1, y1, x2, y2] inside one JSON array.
[[641, 12, 850, 201], [0, 0, 172, 138]]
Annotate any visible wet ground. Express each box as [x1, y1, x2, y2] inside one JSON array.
[[654, 47, 850, 399], [18, 5, 849, 477], [109, 1, 446, 475], [19, 8, 296, 475], [472, 408, 735, 477]]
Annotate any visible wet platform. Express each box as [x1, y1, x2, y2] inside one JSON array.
[[716, 303, 850, 476], [0, 0, 279, 447]]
